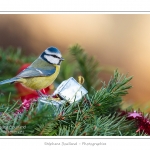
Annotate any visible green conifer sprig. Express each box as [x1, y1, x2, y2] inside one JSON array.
[[70, 44, 101, 92], [90, 70, 132, 115], [0, 47, 36, 102], [57, 114, 137, 136], [0, 47, 35, 78]]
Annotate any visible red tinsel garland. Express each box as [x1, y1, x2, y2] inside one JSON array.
[[127, 110, 150, 135]]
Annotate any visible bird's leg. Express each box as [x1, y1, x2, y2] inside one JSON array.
[[36, 90, 47, 98]]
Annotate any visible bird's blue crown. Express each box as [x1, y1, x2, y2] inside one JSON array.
[[46, 47, 61, 54]]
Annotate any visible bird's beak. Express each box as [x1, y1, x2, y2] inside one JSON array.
[[61, 57, 65, 61]]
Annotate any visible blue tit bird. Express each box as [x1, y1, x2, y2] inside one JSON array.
[[0, 46, 64, 96]]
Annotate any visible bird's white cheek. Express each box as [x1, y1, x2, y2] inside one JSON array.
[[44, 55, 59, 64]]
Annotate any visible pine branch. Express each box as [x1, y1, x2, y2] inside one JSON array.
[[0, 45, 147, 136], [57, 111, 137, 136], [70, 44, 101, 92], [0, 47, 36, 102], [0, 47, 35, 77], [89, 70, 132, 115]]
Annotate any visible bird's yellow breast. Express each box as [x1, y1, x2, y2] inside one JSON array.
[[18, 65, 60, 90]]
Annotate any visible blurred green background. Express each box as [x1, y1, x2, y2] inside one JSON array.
[[0, 14, 150, 109]]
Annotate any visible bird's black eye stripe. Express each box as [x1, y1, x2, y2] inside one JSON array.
[[48, 54, 60, 59]]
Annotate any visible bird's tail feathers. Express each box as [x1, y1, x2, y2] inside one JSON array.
[[0, 77, 18, 85]]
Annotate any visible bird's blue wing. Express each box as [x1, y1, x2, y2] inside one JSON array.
[[16, 67, 56, 78]]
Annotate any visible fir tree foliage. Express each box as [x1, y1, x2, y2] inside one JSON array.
[[0, 47, 36, 103], [70, 44, 101, 92], [0, 46, 35, 78], [0, 45, 146, 136], [90, 70, 132, 115], [0, 70, 140, 136]]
